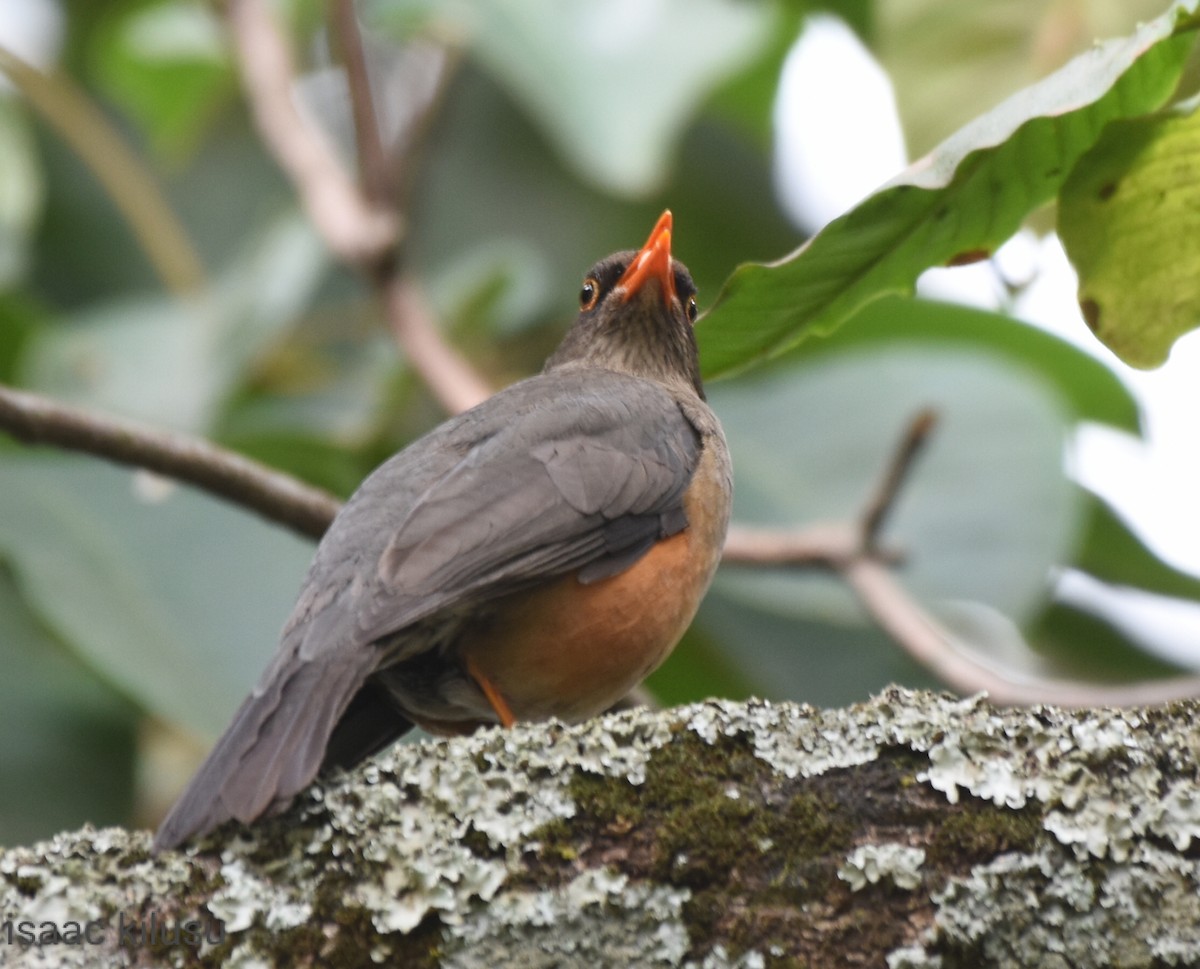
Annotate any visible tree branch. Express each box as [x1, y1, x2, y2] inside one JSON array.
[[328, 0, 394, 207], [0, 384, 338, 539], [227, 0, 489, 414], [6, 691, 1200, 966], [381, 275, 493, 413]]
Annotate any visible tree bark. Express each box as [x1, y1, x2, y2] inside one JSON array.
[[3, 687, 1200, 968]]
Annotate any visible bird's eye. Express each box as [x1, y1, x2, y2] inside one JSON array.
[[580, 278, 601, 311], [686, 295, 698, 323]]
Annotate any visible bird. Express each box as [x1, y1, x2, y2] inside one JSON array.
[[153, 211, 732, 851]]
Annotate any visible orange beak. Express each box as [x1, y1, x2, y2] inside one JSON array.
[[617, 210, 676, 307]]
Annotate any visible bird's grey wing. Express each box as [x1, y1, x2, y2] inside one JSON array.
[[154, 371, 701, 850], [357, 374, 702, 638]]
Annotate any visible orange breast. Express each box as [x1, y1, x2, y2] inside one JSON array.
[[456, 449, 729, 723]]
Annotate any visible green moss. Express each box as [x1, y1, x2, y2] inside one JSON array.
[[926, 800, 1043, 868], [526, 733, 1055, 965]]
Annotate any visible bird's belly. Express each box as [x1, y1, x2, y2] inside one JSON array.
[[464, 525, 718, 723]]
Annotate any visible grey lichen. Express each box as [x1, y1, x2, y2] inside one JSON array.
[[838, 844, 926, 891], [2, 688, 1200, 967]]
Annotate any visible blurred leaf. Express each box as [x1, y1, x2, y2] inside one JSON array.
[[707, 4, 808, 146], [710, 340, 1080, 627], [695, 588, 941, 707], [646, 623, 757, 707], [25, 209, 328, 431], [429, 239, 551, 335], [367, 0, 775, 196], [0, 99, 43, 288], [91, 0, 234, 159], [0, 292, 47, 382], [1059, 100, 1200, 367], [699, 1, 1200, 378], [0, 571, 137, 846], [0, 455, 315, 739], [1074, 487, 1200, 601], [784, 294, 1142, 432], [1027, 598, 1190, 682], [881, 0, 1170, 156]]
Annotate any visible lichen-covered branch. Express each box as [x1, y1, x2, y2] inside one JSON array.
[[5, 689, 1200, 967]]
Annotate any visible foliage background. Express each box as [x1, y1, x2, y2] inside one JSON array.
[[0, 0, 1197, 844]]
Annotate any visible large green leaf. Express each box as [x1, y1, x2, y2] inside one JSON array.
[[0, 455, 315, 738], [1059, 100, 1200, 366], [710, 340, 1080, 630], [91, 0, 234, 159], [783, 294, 1142, 432], [0, 572, 137, 846], [698, 0, 1200, 378], [365, 0, 774, 196]]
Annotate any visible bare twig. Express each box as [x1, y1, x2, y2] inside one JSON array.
[[723, 410, 1200, 706], [226, 0, 398, 268], [861, 407, 937, 548], [0, 384, 338, 539], [228, 0, 487, 415], [843, 558, 1200, 707], [721, 411, 936, 569], [329, 0, 394, 205]]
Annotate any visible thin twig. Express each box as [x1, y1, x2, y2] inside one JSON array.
[[329, 0, 394, 205], [228, 0, 486, 414], [0, 384, 338, 539], [720, 411, 935, 569], [860, 407, 937, 548], [843, 558, 1200, 707], [0, 46, 206, 295], [226, 0, 398, 267], [723, 410, 1200, 706]]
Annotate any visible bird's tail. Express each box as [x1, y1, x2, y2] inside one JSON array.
[[152, 658, 370, 852]]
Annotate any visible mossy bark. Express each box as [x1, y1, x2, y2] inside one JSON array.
[[3, 688, 1200, 968]]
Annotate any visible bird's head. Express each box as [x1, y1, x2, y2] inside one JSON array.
[[545, 211, 704, 398]]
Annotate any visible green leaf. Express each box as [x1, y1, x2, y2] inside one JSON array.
[[24, 210, 328, 432], [0, 455, 315, 738], [698, 0, 1200, 379], [694, 589, 941, 707], [0, 571, 137, 846], [783, 294, 1142, 432], [1059, 100, 1200, 366], [92, 0, 234, 159], [1027, 599, 1190, 683], [710, 339, 1081, 628], [366, 0, 774, 196], [1074, 487, 1200, 602]]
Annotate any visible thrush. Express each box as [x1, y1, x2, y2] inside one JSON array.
[[154, 211, 731, 850]]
